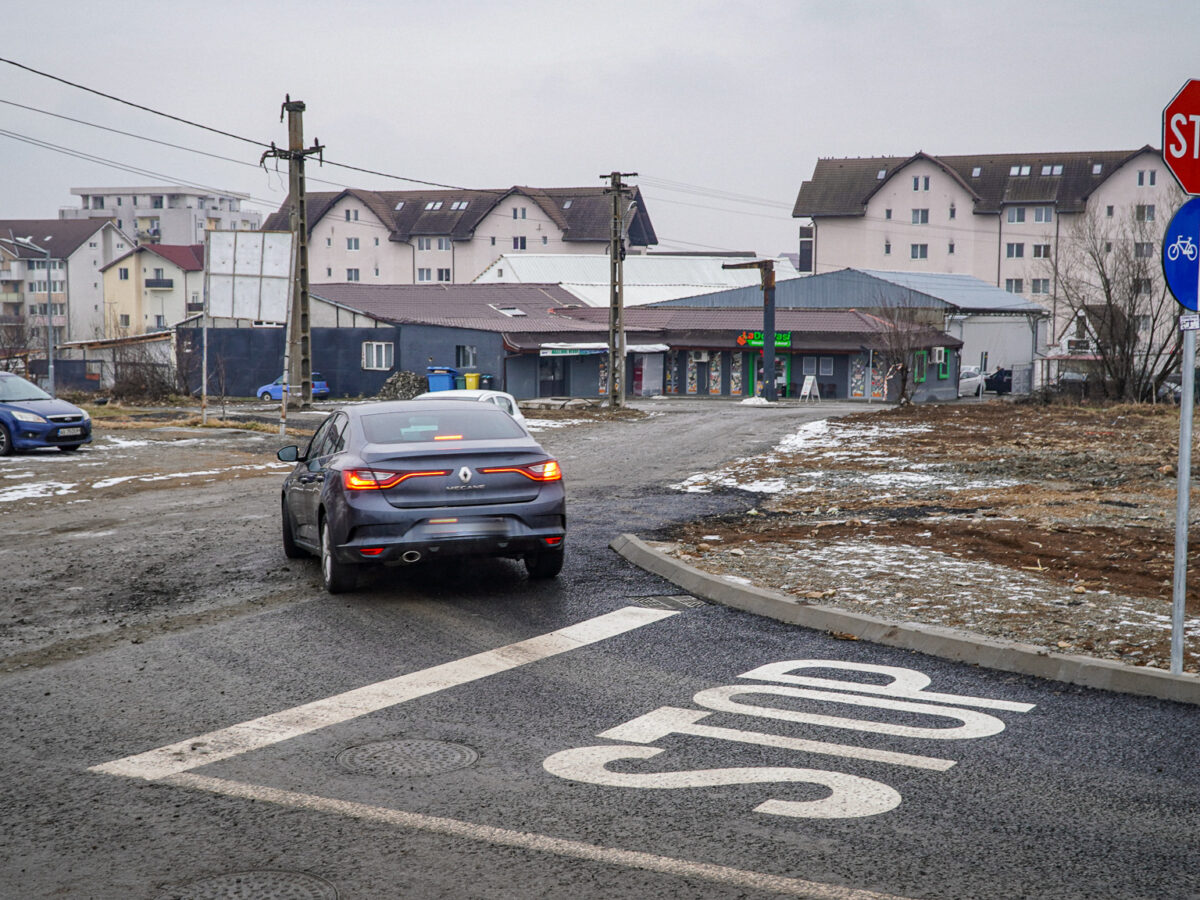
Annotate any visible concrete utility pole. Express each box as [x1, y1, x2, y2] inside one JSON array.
[[723, 259, 777, 401], [261, 97, 323, 409], [602, 171, 637, 408]]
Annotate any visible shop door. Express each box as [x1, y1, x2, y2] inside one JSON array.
[[538, 356, 566, 397]]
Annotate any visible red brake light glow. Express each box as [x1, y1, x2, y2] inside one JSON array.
[[342, 468, 451, 490], [479, 460, 562, 482]]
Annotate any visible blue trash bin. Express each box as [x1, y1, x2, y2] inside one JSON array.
[[426, 366, 458, 392]]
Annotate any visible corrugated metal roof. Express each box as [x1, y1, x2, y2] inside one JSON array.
[[650, 268, 1044, 314], [473, 253, 802, 306]]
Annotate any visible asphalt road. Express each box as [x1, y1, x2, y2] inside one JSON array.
[[2, 400, 1198, 900]]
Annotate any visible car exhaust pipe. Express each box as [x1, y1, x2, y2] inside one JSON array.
[[401, 550, 422, 564]]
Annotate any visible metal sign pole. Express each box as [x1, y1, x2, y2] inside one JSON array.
[[1174, 322, 1197, 674]]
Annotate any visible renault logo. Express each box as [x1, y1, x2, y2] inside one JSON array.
[[458, 466, 473, 484]]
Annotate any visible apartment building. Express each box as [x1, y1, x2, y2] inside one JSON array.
[[792, 147, 1182, 339], [61, 186, 261, 245], [263, 185, 657, 286], [101, 244, 205, 336], [0, 218, 132, 345]]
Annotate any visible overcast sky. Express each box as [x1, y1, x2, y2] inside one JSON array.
[[2, 1, 1197, 258]]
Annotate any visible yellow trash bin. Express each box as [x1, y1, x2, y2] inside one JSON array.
[[464, 372, 481, 389]]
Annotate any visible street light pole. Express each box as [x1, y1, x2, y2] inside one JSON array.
[[13, 234, 54, 395]]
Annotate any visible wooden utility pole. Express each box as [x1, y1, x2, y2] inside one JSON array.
[[602, 171, 637, 407], [723, 259, 777, 401], [261, 97, 323, 408]]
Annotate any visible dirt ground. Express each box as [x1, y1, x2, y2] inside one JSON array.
[[663, 399, 1200, 674]]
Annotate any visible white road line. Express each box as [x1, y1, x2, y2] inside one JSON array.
[[165, 773, 919, 900], [90, 606, 677, 781]]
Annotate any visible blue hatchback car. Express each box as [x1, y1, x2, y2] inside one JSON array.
[[256, 372, 331, 401], [0, 371, 92, 455]]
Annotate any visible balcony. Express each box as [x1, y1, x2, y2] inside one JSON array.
[[146, 278, 174, 289]]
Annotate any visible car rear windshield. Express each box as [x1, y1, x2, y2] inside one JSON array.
[[361, 409, 525, 444]]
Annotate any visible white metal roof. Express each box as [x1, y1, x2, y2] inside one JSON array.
[[473, 254, 802, 307], [857, 269, 1046, 313]]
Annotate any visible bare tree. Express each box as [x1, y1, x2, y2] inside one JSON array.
[[1045, 194, 1184, 401], [0, 313, 34, 373], [868, 289, 943, 404]]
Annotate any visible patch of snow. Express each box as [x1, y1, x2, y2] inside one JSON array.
[[0, 481, 78, 502]]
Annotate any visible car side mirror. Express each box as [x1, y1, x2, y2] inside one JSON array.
[[277, 445, 299, 462]]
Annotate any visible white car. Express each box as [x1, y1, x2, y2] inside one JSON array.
[[958, 365, 984, 398], [412, 389, 527, 425]]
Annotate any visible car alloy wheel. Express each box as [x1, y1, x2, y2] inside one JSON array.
[[261, 392, 273, 401]]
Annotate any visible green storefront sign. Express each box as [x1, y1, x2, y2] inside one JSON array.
[[736, 330, 792, 349]]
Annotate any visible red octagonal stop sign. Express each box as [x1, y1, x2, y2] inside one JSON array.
[[1165, 79, 1200, 194]]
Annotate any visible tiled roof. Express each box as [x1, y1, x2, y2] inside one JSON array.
[[0, 218, 121, 259], [143, 244, 205, 271], [793, 147, 1157, 218], [263, 185, 658, 246]]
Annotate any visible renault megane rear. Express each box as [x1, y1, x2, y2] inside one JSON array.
[[276, 399, 565, 592]]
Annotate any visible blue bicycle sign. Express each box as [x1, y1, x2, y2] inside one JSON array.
[[1164, 198, 1200, 311]]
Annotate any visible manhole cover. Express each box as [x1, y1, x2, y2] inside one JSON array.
[[155, 869, 337, 899], [629, 594, 707, 610], [337, 739, 479, 777]]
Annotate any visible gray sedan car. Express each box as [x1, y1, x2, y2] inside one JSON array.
[[277, 399, 566, 592]]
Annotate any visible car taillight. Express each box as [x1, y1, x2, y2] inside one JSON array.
[[479, 459, 562, 482], [342, 468, 451, 490]]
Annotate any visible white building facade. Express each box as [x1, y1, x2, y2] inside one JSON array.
[[264, 186, 657, 287], [61, 186, 261, 245], [793, 148, 1183, 343]]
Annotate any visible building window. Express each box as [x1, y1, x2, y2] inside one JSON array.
[[417, 237, 431, 250], [884, 241, 891, 255], [437, 268, 451, 282], [1006, 243, 1025, 258], [876, 169, 887, 180], [1005, 278, 1024, 293], [1040, 164, 1064, 176], [1033, 243, 1051, 258], [971, 166, 982, 178], [885, 208, 892, 220], [912, 176, 919, 191], [373, 267, 379, 277], [347, 268, 360, 281], [119, 267, 129, 280], [361, 341, 394, 370], [450, 200, 469, 210], [347, 237, 359, 250], [1106, 205, 1114, 217], [819, 357, 834, 377], [1007, 207, 1026, 223], [344, 209, 359, 221], [1138, 170, 1157, 186], [1009, 165, 1032, 176], [1135, 314, 1152, 332], [326, 237, 332, 247], [437, 237, 451, 251], [912, 175, 929, 191], [491, 236, 496, 246], [1031, 278, 1050, 294], [512, 207, 527, 219], [910, 243, 928, 259], [1136, 279, 1153, 294], [1034, 206, 1053, 223], [1135, 242, 1154, 258], [948, 242, 955, 255], [418, 268, 431, 282], [119, 314, 130, 327], [911, 208, 929, 224], [455, 344, 478, 368], [394, 201, 405, 211], [1136, 205, 1156, 222], [374, 237, 379, 246], [513, 236, 526, 250], [542, 235, 548, 245], [949, 204, 956, 220]]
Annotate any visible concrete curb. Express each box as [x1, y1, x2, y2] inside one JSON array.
[[611, 533, 1200, 707]]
